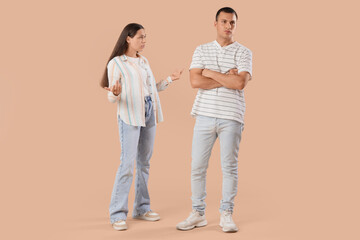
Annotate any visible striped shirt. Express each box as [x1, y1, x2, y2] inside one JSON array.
[[127, 56, 151, 96], [189, 40, 252, 124], [107, 54, 172, 126]]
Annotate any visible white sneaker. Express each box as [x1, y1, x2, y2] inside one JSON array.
[[133, 211, 160, 221], [112, 220, 127, 231], [176, 210, 207, 231], [220, 210, 238, 233]]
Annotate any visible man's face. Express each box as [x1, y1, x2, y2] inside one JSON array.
[[214, 12, 237, 39]]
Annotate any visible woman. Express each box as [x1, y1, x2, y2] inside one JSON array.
[[100, 23, 183, 231]]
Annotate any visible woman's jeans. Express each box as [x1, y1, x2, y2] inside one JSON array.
[[109, 96, 156, 223], [191, 115, 244, 214]]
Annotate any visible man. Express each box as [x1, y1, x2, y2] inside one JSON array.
[[176, 7, 253, 233]]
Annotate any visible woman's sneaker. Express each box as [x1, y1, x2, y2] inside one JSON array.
[[176, 210, 208, 231], [133, 211, 160, 221], [112, 220, 127, 231], [220, 210, 238, 232]]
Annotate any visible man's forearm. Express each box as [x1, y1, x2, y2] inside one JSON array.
[[193, 77, 223, 89], [190, 71, 223, 89], [205, 70, 249, 90]]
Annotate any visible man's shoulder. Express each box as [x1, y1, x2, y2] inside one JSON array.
[[195, 41, 217, 51], [233, 42, 252, 54]]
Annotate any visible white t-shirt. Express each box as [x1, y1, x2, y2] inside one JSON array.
[[127, 56, 151, 97], [189, 40, 252, 124]]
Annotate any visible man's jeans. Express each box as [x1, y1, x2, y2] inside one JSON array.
[[109, 96, 156, 223], [191, 115, 244, 214]]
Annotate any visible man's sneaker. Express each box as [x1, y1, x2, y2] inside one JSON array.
[[133, 211, 160, 221], [176, 210, 208, 231], [220, 210, 238, 232], [112, 220, 127, 231]]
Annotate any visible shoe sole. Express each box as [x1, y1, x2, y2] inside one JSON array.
[[222, 228, 238, 233], [112, 225, 127, 231], [219, 224, 238, 233], [133, 216, 160, 221], [176, 220, 208, 231], [219, 222, 238, 233]]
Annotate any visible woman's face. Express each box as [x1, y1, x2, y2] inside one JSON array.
[[127, 29, 146, 53]]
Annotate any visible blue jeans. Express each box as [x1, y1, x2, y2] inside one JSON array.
[[191, 115, 244, 214], [109, 96, 156, 223]]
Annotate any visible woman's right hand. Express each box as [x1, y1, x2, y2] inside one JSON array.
[[104, 81, 122, 96]]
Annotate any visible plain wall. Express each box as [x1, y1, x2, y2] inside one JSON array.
[[1, 0, 359, 239]]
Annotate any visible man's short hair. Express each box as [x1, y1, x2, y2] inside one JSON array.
[[215, 7, 238, 21]]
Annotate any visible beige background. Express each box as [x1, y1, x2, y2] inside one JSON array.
[[1, 0, 360, 239]]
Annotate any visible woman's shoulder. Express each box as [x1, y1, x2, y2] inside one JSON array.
[[138, 54, 149, 64], [107, 55, 123, 67]]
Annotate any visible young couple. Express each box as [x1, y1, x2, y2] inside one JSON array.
[[100, 7, 252, 233]]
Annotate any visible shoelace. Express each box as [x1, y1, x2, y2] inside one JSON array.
[[223, 211, 232, 223], [186, 210, 199, 222]]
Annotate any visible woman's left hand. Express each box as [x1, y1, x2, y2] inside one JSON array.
[[170, 68, 184, 81]]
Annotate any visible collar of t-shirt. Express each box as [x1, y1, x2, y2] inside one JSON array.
[[213, 40, 238, 49]]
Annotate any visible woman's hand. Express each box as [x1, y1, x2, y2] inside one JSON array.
[[170, 68, 184, 81], [104, 80, 122, 96]]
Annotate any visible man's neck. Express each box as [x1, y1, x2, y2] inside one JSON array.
[[216, 37, 235, 47]]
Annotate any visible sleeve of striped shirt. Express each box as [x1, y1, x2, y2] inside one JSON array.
[[189, 46, 205, 70], [156, 76, 173, 92], [107, 58, 122, 103], [236, 48, 253, 76]]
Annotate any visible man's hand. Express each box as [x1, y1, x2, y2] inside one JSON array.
[[227, 68, 238, 75], [201, 69, 212, 78]]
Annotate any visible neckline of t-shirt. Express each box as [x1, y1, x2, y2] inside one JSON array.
[[127, 56, 141, 64], [213, 40, 238, 49], [127, 56, 140, 59]]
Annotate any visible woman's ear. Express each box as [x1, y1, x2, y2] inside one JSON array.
[[126, 36, 130, 43]]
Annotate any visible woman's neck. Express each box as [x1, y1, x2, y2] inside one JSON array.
[[125, 48, 138, 58]]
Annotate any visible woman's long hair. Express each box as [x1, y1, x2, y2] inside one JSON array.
[[100, 23, 144, 88]]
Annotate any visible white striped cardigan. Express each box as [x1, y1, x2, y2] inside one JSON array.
[[107, 54, 172, 126]]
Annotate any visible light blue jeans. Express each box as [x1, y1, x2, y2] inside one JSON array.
[[109, 96, 156, 223], [191, 115, 244, 214]]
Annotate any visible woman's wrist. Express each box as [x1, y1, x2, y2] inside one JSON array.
[[111, 91, 120, 97]]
